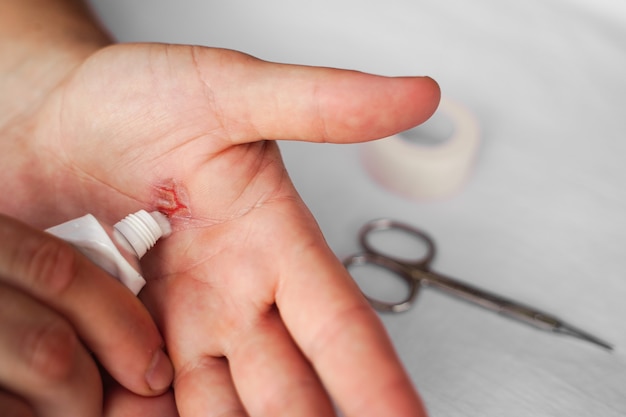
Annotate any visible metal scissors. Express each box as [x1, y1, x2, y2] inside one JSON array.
[[343, 218, 612, 351]]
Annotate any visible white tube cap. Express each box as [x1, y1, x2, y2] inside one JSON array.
[[114, 210, 172, 258]]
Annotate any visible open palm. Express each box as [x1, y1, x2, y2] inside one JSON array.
[[14, 43, 439, 416]]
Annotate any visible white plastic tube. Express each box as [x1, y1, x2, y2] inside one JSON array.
[[46, 210, 171, 295]]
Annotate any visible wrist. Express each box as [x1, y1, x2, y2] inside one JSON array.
[[0, 0, 112, 223], [0, 0, 111, 127]]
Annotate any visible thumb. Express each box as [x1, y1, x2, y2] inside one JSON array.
[[192, 47, 441, 144]]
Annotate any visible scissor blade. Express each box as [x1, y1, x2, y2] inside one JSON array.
[[555, 322, 613, 351]]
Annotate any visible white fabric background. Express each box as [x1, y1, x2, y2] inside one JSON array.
[[87, 1, 626, 415]]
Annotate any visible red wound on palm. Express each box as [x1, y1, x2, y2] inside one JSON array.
[[153, 179, 191, 218]]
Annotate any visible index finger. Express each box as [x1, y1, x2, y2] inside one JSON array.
[[275, 219, 428, 417], [0, 214, 173, 396]]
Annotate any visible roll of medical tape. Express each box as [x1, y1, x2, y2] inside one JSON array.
[[360, 96, 480, 199]]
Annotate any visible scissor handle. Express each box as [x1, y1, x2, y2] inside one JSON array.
[[343, 252, 420, 313], [359, 218, 436, 268]]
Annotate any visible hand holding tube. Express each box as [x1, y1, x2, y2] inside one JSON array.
[[0, 214, 174, 417]]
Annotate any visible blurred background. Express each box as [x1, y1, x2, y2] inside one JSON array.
[[86, 1, 626, 415]]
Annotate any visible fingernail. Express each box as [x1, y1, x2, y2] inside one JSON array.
[[145, 349, 174, 392]]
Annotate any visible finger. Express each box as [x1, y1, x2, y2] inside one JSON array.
[[0, 214, 173, 396], [0, 390, 35, 417], [174, 355, 247, 417], [226, 307, 335, 417], [191, 47, 441, 144], [0, 282, 101, 417], [275, 220, 428, 417]]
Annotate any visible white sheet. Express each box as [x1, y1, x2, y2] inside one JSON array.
[[88, 1, 626, 414]]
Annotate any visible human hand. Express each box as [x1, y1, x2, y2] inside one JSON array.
[[2, 44, 439, 416], [0, 214, 173, 417]]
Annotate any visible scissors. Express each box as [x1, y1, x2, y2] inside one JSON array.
[[343, 218, 612, 351]]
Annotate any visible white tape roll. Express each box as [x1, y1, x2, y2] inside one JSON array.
[[360, 96, 480, 199]]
